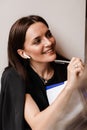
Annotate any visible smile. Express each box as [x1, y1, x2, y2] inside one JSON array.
[[43, 48, 55, 54]]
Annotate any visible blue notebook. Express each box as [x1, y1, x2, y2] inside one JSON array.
[[46, 81, 67, 104]]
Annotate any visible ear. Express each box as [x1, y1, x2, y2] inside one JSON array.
[[23, 53, 30, 59], [17, 49, 27, 59]]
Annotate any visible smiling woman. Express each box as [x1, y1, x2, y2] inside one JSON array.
[[0, 15, 87, 130], [19, 22, 56, 63]]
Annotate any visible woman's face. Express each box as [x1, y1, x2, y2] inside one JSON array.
[[23, 22, 56, 63]]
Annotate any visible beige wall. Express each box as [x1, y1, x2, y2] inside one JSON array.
[[0, 0, 86, 88]]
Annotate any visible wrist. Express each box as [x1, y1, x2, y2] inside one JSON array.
[[65, 82, 76, 92]]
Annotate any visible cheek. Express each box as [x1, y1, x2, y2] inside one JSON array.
[[50, 37, 56, 47], [53, 38, 56, 45], [28, 46, 42, 56]]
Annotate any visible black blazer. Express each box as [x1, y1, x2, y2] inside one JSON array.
[[0, 67, 26, 130]]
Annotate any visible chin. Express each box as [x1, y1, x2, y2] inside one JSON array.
[[48, 54, 57, 62]]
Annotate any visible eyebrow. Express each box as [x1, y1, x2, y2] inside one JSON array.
[[33, 36, 41, 41], [32, 29, 50, 41]]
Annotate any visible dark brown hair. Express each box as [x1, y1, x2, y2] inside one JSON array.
[[8, 15, 49, 79]]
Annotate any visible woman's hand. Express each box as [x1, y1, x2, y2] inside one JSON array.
[[67, 57, 87, 90]]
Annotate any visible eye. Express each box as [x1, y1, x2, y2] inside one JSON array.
[[46, 30, 53, 38], [33, 37, 41, 45]]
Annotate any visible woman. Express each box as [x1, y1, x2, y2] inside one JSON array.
[[0, 15, 87, 130]]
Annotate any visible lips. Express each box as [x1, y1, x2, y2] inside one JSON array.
[[43, 48, 55, 54]]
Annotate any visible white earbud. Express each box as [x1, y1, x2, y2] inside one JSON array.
[[23, 53, 30, 59]]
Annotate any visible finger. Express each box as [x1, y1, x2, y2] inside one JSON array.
[[70, 57, 84, 65], [73, 63, 85, 71]]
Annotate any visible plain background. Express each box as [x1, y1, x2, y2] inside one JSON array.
[[0, 0, 86, 89]]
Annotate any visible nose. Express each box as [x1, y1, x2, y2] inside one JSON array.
[[43, 37, 52, 46]]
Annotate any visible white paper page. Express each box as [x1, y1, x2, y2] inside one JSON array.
[[46, 81, 84, 130]]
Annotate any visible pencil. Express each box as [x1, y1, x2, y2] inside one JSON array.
[[54, 59, 70, 64]]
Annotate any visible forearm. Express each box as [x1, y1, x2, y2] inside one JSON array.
[[24, 84, 74, 130]]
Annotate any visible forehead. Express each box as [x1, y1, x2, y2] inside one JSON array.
[[25, 22, 49, 40]]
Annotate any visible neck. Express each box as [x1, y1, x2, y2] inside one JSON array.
[[30, 61, 54, 80]]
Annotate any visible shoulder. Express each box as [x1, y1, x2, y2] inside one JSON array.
[[1, 67, 25, 92], [2, 67, 20, 79], [1, 67, 24, 85]]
